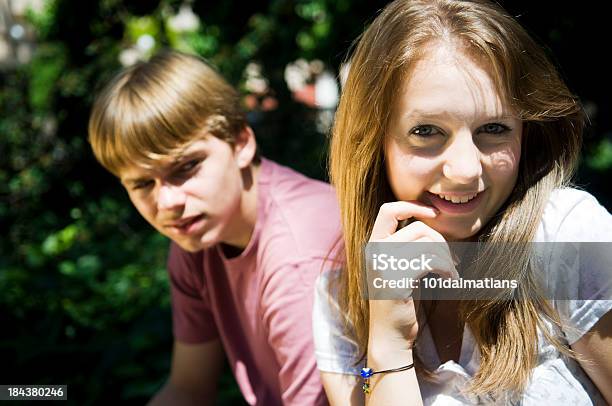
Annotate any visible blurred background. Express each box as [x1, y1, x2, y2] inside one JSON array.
[[1, 0, 610, 404]]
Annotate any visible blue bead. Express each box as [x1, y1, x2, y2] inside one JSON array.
[[360, 367, 373, 378]]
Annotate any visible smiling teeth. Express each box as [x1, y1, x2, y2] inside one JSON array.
[[436, 192, 478, 204]]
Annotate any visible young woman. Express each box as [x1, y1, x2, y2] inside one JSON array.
[[313, 0, 612, 404]]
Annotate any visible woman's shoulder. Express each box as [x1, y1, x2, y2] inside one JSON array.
[[536, 188, 612, 242], [537, 189, 612, 345]]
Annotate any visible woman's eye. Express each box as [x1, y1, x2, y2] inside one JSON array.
[[410, 125, 441, 137], [479, 123, 511, 134]]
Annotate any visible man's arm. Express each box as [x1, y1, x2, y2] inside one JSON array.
[[148, 339, 225, 406], [572, 310, 612, 404]]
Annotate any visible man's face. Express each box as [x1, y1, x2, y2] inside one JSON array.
[[119, 135, 249, 252]]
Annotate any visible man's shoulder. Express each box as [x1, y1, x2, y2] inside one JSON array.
[[263, 158, 335, 202], [258, 159, 342, 263]]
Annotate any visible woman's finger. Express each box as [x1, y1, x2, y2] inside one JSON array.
[[369, 201, 438, 241]]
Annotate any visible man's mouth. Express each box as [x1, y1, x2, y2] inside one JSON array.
[[166, 214, 206, 233]]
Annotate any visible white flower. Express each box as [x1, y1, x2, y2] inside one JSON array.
[[315, 71, 339, 109], [136, 34, 155, 52], [167, 4, 200, 32]]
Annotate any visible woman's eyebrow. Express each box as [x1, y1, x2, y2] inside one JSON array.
[[405, 109, 455, 120], [405, 109, 515, 122]]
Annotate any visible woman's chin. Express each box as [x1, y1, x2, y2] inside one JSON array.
[[429, 220, 482, 242]]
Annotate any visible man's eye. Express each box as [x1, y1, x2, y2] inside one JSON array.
[[410, 125, 442, 137], [133, 180, 154, 190], [479, 123, 511, 134], [177, 159, 200, 174]]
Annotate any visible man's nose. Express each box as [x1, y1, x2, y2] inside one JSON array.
[[157, 183, 186, 211], [442, 132, 482, 184]]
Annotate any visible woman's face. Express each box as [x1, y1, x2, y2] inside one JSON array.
[[385, 46, 522, 241]]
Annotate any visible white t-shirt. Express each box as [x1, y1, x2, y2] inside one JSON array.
[[312, 188, 612, 405]]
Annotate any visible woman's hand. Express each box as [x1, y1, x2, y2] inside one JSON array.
[[367, 201, 458, 357]]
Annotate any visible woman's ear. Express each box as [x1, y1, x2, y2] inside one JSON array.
[[234, 126, 257, 169]]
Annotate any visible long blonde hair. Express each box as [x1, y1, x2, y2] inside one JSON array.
[[329, 0, 583, 397]]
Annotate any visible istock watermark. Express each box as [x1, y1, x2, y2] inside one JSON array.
[[363, 242, 612, 300], [371, 253, 433, 272]]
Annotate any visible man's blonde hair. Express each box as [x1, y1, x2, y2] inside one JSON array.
[[89, 50, 257, 177]]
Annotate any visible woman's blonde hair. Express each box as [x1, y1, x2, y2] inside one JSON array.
[[89, 50, 257, 177], [329, 0, 583, 398]]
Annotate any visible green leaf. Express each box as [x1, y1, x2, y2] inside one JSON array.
[[587, 138, 612, 171]]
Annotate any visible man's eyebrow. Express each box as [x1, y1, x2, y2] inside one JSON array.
[[169, 143, 204, 166], [121, 176, 152, 187], [121, 144, 207, 185], [170, 152, 190, 166], [166, 154, 196, 171]]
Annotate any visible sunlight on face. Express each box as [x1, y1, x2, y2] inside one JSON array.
[[385, 44, 522, 240], [119, 136, 245, 252]]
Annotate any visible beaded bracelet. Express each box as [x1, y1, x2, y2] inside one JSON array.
[[360, 364, 414, 394]]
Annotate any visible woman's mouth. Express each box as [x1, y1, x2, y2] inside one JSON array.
[[425, 190, 485, 214]]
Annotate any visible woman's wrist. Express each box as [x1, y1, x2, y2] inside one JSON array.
[[367, 335, 414, 369], [368, 323, 415, 350]]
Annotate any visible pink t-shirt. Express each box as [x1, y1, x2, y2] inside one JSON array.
[[167, 158, 341, 405]]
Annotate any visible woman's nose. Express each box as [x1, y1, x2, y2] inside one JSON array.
[[442, 132, 482, 184]]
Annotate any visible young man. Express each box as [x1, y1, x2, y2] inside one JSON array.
[[88, 51, 341, 405]]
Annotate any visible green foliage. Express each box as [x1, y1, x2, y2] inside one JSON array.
[[28, 44, 68, 110], [587, 138, 612, 171]]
